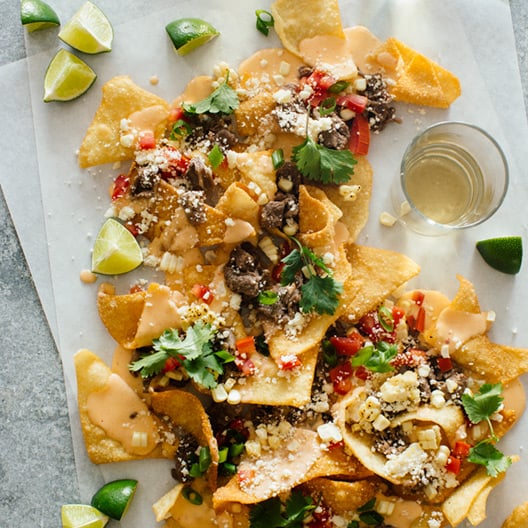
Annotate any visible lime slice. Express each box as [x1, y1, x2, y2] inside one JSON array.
[[91, 218, 143, 275], [61, 504, 109, 528], [58, 1, 113, 54], [43, 49, 97, 102], [21, 0, 60, 32], [476, 236, 523, 275], [166, 18, 219, 56], [91, 479, 138, 521]]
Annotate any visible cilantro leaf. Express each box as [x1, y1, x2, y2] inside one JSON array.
[[461, 383, 503, 425], [183, 79, 239, 115], [249, 491, 314, 528], [301, 275, 342, 315], [129, 322, 233, 389], [279, 238, 342, 315], [351, 341, 398, 373], [468, 440, 512, 477], [292, 136, 356, 184]]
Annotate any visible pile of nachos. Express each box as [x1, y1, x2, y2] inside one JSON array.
[[72, 1, 528, 527]]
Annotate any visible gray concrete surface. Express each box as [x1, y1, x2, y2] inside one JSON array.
[[0, 1, 526, 526]]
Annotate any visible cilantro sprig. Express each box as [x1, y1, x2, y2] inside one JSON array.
[[183, 76, 239, 115], [351, 341, 398, 373], [280, 237, 342, 315], [292, 136, 357, 184], [129, 322, 234, 389], [249, 490, 315, 528], [461, 383, 512, 476]]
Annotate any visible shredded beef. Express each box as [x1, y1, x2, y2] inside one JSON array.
[[184, 157, 222, 205], [259, 192, 299, 230], [318, 114, 350, 150], [256, 282, 302, 325], [275, 161, 302, 193], [224, 243, 268, 298], [362, 73, 397, 132], [131, 164, 159, 196], [171, 430, 198, 483], [178, 189, 207, 224]]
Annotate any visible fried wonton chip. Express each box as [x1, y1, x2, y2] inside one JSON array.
[[74, 349, 170, 464], [300, 478, 378, 515], [151, 390, 219, 490], [340, 244, 421, 322], [271, 0, 345, 57], [502, 501, 528, 528], [216, 183, 260, 230], [233, 151, 277, 201], [97, 282, 186, 349], [376, 38, 461, 108], [78, 76, 169, 168], [443, 467, 508, 527], [322, 156, 373, 242]]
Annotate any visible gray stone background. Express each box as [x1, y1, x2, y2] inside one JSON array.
[[0, 1, 526, 526]]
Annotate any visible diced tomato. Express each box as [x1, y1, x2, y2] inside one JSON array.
[[329, 334, 364, 356], [124, 222, 139, 237], [162, 356, 181, 373], [328, 439, 345, 451], [159, 146, 190, 179], [191, 283, 215, 305], [168, 106, 185, 123], [272, 262, 285, 283], [358, 310, 394, 343], [437, 357, 454, 372], [349, 114, 370, 156], [411, 307, 426, 333], [452, 441, 471, 458], [329, 362, 354, 395], [306, 70, 337, 91], [354, 365, 371, 381], [391, 348, 427, 369], [445, 456, 461, 474], [235, 357, 256, 376], [337, 93, 368, 113], [412, 290, 425, 306], [235, 336, 257, 357], [111, 174, 130, 200], [392, 306, 406, 327], [278, 354, 302, 370], [138, 130, 156, 150], [307, 503, 332, 528]]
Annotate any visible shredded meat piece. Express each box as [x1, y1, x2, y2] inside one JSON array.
[[318, 114, 350, 150], [259, 192, 299, 230], [361, 72, 398, 132], [131, 164, 159, 196], [184, 157, 222, 205], [178, 190, 206, 224], [171, 430, 198, 483], [224, 243, 268, 298]]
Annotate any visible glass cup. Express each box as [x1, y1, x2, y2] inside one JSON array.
[[391, 121, 509, 236]]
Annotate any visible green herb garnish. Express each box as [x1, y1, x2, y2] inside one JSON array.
[[258, 290, 279, 305], [249, 490, 314, 528], [461, 383, 512, 476], [169, 118, 192, 139], [255, 9, 274, 36], [129, 322, 233, 389], [183, 76, 239, 115], [189, 446, 212, 478], [208, 144, 224, 168], [271, 148, 285, 169], [319, 97, 337, 116], [351, 341, 398, 373], [280, 237, 342, 315], [292, 136, 356, 184]]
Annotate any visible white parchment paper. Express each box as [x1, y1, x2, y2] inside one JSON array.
[[3, 0, 528, 526]]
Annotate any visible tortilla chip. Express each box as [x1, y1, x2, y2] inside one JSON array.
[[271, 0, 345, 57], [340, 244, 421, 322], [78, 76, 169, 168], [235, 345, 319, 407], [216, 183, 261, 230], [74, 349, 169, 464], [452, 334, 528, 385], [322, 156, 373, 242], [443, 467, 506, 526], [235, 92, 278, 136], [97, 283, 146, 347], [502, 501, 528, 528], [377, 38, 461, 108], [151, 390, 219, 490], [234, 151, 277, 201], [298, 185, 343, 252], [450, 274, 481, 314], [300, 478, 378, 515]]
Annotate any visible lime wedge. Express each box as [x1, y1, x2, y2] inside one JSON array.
[[61, 504, 109, 528], [166, 18, 219, 56], [476, 236, 523, 275], [92, 218, 143, 275], [43, 49, 97, 102], [21, 0, 60, 32], [58, 1, 113, 54], [91, 479, 138, 521]]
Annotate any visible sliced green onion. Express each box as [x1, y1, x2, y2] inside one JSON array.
[[198, 445, 212, 472], [378, 305, 394, 332], [255, 334, 270, 356], [271, 148, 284, 170], [328, 80, 350, 94], [258, 290, 279, 305], [319, 97, 336, 116], [215, 349, 235, 363], [221, 462, 237, 475], [229, 442, 245, 458], [182, 486, 203, 505], [208, 144, 224, 169], [255, 9, 274, 36], [322, 339, 337, 367], [218, 446, 229, 464], [170, 119, 192, 139]]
